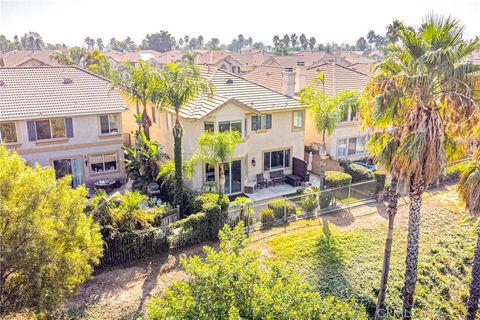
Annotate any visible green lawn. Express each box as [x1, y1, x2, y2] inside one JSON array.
[[262, 191, 476, 319]]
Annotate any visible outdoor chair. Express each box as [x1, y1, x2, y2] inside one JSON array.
[[256, 174, 268, 189], [270, 170, 286, 186]]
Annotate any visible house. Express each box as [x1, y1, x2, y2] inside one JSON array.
[[104, 50, 164, 68], [122, 66, 308, 195], [195, 50, 244, 74], [244, 54, 371, 161], [0, 66, 129, 187], [0, 50, 62, 67]]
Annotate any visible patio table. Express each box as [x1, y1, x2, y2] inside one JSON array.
[[94, 178, 117, 192]]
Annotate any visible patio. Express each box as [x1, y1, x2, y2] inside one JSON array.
[[246, 173, 320, 202]]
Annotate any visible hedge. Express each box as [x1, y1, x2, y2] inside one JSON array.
[[194, 192, 229, 212], [299, 187, 319, 212], [325, 171, 352, 188], [374, 171, 387, 196], [268, 199, 297, 220], [260, 209, 275, 228], [340, 160, 373, 183], [320, 191, 333, 208]]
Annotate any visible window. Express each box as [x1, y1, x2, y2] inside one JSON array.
[[293, 111, 304, 129], [100, 114, 119, 134], [0, 122, 17, 143], [219, 120, 242, 134], [337, 136, 366, 157], [90, 153, 118, 173], [35, 119, 66, 140], [341, 107, 358, 122], [205, 164, 215, 182], [252, 114, 272, 131], [204, 121, 215, 132], [263, 148, 291, 171], [151, 107, 157, 123]]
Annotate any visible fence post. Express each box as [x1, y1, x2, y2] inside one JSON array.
[[347, 182, 351, 209], [317, 188, 321, 217], [176, 205, 180, 221]]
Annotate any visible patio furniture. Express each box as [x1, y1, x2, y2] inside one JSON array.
[[270, 170, 286, 186], [244, 180, 256, 194], [256, 174, 268, 189], [147, 182, 161, 198], [286, 174, 302, 186], [94, 178, 117, 192], [285, 157, 310, 186]]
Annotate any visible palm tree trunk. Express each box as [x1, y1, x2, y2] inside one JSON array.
[[172, 111, 183, 210], [141, 102, 152, 140], [466, 224, 480, 320], [402, 180, 424, 320], [319, 131, 327, 190], [218, 164, 225, 195], [375, 177, 399, 319]]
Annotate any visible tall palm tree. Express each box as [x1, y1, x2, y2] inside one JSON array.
[[300, 88, 360, 189], [367, 15, 479, 319], [191, 130, 242, 194], [457, 153, 480, 320], [112, 61, 162, 140], [155, 62, 214, 204]]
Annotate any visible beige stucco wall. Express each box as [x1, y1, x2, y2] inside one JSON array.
[[305, 111, 369, 161], [5, 113, 126, 185]]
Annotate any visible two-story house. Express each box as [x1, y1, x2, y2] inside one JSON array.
[[0, 66, 129, 187], [122, 66, 307, 195]]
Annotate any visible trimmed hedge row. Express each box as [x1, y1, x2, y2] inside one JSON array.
[[325, 171, 352, 188], [268, 198, 297, 219], [339, 160, 374, 183]]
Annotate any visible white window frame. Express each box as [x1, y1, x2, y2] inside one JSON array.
[[100, 114, 119, 134], [90, 152, 118, 174], [263, 148, 291, 172], [35, 118, 66, 140], [0, 122, 17, 144], [336, 136, 367, 157], [292, 111, 305, 129], [218, 120, 242, 135]]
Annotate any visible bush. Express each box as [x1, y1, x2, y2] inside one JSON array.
[[299, 187, 319, 212], [442, 162, 467, 181], [231, 196, 254, 227], [341, 162, 374, 183], [325, 171, 352, 188], [170, 212, 207, 231], [260, 209, 275, 228], [374, 171, 387, 196], [194, 192, 229, 212], [320, 191, 333, 208], [268, 199, 297, 219]]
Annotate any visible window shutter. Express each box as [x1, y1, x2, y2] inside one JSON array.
[[251, 116, 258, 131], [266, 114, 272, 129], [27, 121, 37, 141], [65, 118, 74, 138]]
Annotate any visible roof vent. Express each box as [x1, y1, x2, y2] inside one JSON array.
[[296, 61, 305, 66], [63, 78, 73, 85], [285, 67, 294, 72], [266, 72, 271, 76], [0, 80, 4, 87], [226, 79, 234, 85]]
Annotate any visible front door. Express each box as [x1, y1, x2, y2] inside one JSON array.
[[53, 158, 83, 188], [223, 160, 242, 195]]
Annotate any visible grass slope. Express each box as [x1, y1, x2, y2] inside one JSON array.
[[264, 192, 476, 319]]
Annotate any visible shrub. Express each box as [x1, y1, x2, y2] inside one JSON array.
[[170, 212, 208, 231], [325, 171, 352, 188], [203, 202, 227, 240], [194, 192, 229, 212], [342, 162, 373, 183], [158, 177, 199, 216], [231, 196, 254, 226], [319, 191, 333, 208], [374, 171, 387, 196], [260, 209, 275, 228], [442, 162, 467, 181], [299, 187, 319, 212], [268, 198, 297, 219]]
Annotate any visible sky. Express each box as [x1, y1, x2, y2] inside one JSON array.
[[0, 0, 479, 47]]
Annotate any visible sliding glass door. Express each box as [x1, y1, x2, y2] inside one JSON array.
[[53, 157, 83, 188], [223, 160, 242, 195]]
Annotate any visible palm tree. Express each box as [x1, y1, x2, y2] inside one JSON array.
[[457, 153, 480, 320], [112, 61, 162, 140], [84, 37, 95, 50], [300, 87, 359, 189], [367, 15, 479, 319], [191, 130, 242, 194], [155, 62, 214, 204]]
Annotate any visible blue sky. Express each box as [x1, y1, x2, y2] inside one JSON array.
[[1, 0, 479, 47]]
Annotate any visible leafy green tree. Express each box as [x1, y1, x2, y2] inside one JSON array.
[[365, 15, 479, 318], [96, 38, 105, 51], [191, 130, 242, 194], [146, 223, 368, 320], [355, 37, 369, 51], [291, 33, 298, 49], [0, 146, 102, 317], [457, 152, 480, 320], [155, 62, 214, 206], [84, 36, 95, 50], [20, 31, 45, 50], [300, 87, 359, 188], [308, 37, 316, 51], [299, 33, 308, 51], [141, 31, 176, 52], [112, 61, 162, 139], [123, 130, 169, 193], [51, 46, 89, 66]]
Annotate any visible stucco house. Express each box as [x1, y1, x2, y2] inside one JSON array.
[[123, 66, 307, 195], [0, 66, 129, 187], [0, 50, 62, 67], [244, 53, 372, 161]]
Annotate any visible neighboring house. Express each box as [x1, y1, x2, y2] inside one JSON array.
[[104, 50, 164, 68], [244, 54, 371, 161], [0, 50, 62, 67], [0, 66, 129, 187], [229, 50, 273, 73], [195, 50, 244, 74], [122, 66, 307, 195]]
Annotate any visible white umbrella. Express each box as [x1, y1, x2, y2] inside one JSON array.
[[307, 151, 313, 171]]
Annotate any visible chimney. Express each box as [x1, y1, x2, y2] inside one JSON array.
[[281, 68, 296, 97], [295, 67, 306, 95]]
